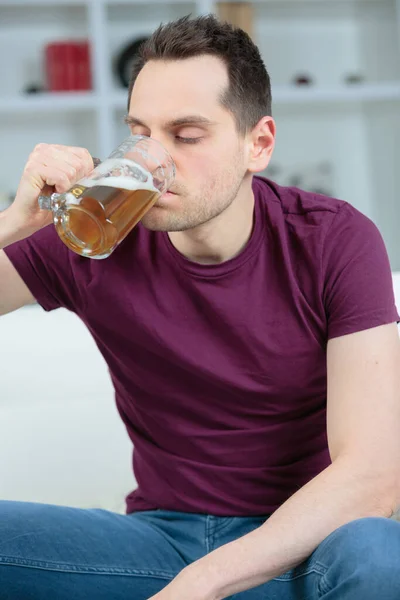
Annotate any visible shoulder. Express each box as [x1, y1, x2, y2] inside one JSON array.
[[254, 175, 344, 220], [5, 223, 70, 265], [252, 177, 394, 326], [3, 224, 85, 312], [252, 175, 377, 242]]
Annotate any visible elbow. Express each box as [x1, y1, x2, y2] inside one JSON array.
[[388, 476, 400, 518], [371, 472, 400, 519]]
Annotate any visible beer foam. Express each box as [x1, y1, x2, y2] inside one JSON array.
[[80, 158, 158, 193]]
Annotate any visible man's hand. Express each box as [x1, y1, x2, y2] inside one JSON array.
[[147, 564, 216, 600], [6, 143, 95, 241]]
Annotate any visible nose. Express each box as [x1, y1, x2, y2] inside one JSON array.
[[148, 132, 177, 185], [142, 134, 176, 192], [149, 131, 174, 159]]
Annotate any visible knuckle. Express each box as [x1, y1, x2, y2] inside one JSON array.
[[81, 148, 93, 165], [60, 172, 70, 184], [68, 151, 86, 170], [54, 174, 70, 191], [76, 164, 87, 179], [67, 166, 77, 180], [24, 159, 35, 174], [49, 172, 63, 186], [33, 142, 48, 156]]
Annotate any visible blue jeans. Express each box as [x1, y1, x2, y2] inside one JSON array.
[[0, 501, 399, 599]]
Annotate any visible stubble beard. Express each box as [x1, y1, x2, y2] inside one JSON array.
[[140, 162, 246, 233]]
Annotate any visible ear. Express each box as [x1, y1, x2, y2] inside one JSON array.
[[247, 117, 276, 174]]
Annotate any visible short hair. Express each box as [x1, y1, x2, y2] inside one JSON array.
[[128, 14, 272, 135]]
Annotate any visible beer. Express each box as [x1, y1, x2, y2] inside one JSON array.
[[54, 159, 159, 259], [41, 136, 175, 259]]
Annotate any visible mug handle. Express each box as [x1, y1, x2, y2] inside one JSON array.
[[38, 157, 102, 211]]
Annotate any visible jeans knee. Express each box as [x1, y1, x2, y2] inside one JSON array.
[[332, 517, 400, 556], [317, 517, 400, 596], [0, 501, 36, 555]]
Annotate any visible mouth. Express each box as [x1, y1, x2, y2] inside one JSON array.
[[158, 190, 177, 202]]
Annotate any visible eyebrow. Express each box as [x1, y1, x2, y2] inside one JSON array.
[[124, 114, 215, 128]]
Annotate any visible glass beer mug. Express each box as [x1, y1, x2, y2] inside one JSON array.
[[38, 135, 175, 259]]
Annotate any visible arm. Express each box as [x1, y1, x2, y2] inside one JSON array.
[[0, 248, 37, 315], [0, 209, 37, 315], [0, 207, 33, 249], [0, 144, 95, 316], [151, 322, 400, 600]]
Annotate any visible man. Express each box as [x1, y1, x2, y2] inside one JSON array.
[[0, 14, 400, 600]]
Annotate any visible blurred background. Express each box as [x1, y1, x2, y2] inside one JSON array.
[[1, 0, 400, 266], [1, 0, 400, 511]]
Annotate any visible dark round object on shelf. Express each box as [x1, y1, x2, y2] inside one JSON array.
[[115, 36, 150, 89], [293, 74, 314, 86], [345, 73, 365, 85], [23, 83, 45, 94]]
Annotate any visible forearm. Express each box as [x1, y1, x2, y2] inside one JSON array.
[[0, 207, 31, 249], [190, 457, 398, 600]]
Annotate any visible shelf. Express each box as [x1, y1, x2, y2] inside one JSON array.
[[0, 0, 392, 6], [1, 84, 399, 116], [105, 0, 196, 4], [104, 0, 395, 3], [110, 82, 400, 111], [273, 83, 400, 104], [0, 0, 196, 4], [0, 92, 99, 114], [258, 0, 393, 3], [0, 0, 86, 5]]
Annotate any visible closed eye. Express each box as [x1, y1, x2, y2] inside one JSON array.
[[175, 136, 202, 144]]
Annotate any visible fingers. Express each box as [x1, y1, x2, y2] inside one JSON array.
[[24, 143, 95, 195]]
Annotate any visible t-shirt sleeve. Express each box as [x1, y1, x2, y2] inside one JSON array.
[[3, 225, 80, 312], [322, 202, 400, 340]]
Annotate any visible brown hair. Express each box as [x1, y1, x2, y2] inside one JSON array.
[[128, 14, 272, 135]]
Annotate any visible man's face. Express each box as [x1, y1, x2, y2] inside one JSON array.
[[126, 55, 250, 232]]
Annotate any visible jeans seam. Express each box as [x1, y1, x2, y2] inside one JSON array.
[[0, 556, 175, 579], [313, 559, 331, 597], [212, 517, 235, 538], [274, 565, 327, 582], [317, 571, 332, 598], [205, 516, 211, 553]]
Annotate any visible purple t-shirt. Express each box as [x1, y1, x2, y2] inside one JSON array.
[[4, 176, 399, 516]]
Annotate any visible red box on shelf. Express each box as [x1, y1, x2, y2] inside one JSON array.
[[45, 41, 92, 92]]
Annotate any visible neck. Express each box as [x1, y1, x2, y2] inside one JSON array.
[[168, 177, 255, 265]]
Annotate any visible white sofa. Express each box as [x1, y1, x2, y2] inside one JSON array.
[[1, 273, 400, 513], [0, 305, 134, 513]]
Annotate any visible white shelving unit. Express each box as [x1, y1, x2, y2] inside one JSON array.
[[1, 0, 400, 266]]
